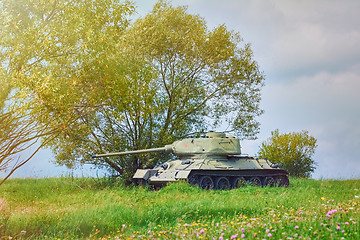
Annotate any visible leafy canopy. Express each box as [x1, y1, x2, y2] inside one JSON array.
[[258, 129, 318, 178], [122, 1, 264, 141]]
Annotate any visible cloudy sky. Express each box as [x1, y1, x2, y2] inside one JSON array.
[[6, 0, 360, 179]]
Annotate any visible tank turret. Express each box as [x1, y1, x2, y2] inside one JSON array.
[[93, 132, 241, 158], [93, 132, 289, 189]]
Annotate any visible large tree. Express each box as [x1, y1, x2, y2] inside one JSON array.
[[258, 129, 318, 178], [120, 1, 264, 141], [1, 0, 264, 181]]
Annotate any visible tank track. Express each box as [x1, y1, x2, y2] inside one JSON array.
[[187, 169, 289, 190]]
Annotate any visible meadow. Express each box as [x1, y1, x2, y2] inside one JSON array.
[[0, 177, 359, 239]]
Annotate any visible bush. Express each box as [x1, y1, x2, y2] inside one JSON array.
[[258, 129, 317, 178]]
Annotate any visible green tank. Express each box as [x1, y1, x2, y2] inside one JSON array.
[[93, 132, 289, 189]]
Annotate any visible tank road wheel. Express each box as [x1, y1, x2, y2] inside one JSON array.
[[232, 177, 247, 188], [263, 177, 275, 187], [215, 177, 231, 190], [249, 177, 262, 187], [199, 176, 214, 190], [275, 176, 290, 187]]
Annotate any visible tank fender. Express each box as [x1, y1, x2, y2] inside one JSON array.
[[176, 170, 191, 180], [133, 169, 157, 181]]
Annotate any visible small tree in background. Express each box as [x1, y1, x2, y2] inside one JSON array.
[[258, 129, 317, 178]]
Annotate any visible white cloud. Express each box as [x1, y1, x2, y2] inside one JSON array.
[[255, 65, 360, 179], [312, 119, 360, 179], [179, 0, 360, 77], [277, 65, 360, 114], [260, 64, 360, 135]]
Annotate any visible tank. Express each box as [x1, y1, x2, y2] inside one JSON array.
[[93, 132, 289, 189]]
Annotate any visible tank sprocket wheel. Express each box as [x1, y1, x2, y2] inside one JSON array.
[[199, 176, 215, 190], [249, 177, 262, 187], [275, 175, 289, 187], [188, 174, 198, 186], [215, 177, 231, 190], [263, 177, 275, 187], [135, 179, 148, 187], [232, 177, 247, 188]]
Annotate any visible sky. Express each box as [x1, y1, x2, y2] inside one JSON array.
[[5, 0, 360, 179]]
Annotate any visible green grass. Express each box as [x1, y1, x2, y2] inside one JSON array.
[[0, 177, 359, 239]]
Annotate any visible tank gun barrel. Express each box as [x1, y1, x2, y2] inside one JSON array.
[[92, 145, 173, 158]]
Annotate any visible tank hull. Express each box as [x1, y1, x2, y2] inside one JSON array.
[[134, 158, 289, 189]]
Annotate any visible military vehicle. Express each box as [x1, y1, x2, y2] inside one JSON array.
[[93, 132, 289, 189]]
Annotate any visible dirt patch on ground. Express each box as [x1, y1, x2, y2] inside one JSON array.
[[0, 198, 7, 212]]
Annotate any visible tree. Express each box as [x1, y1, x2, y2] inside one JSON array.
[[258, 129, 318, 178], [1, 0, 265, 182]]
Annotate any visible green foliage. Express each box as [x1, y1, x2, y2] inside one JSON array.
[[0, 76, 11, 110], [122, 0, 264, 140], [0, 178, 359, 239], [258, 129, 318, 178], [0, 0, 264, 181]]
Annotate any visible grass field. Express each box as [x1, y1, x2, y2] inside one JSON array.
[[0, 177, 359, 239]]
